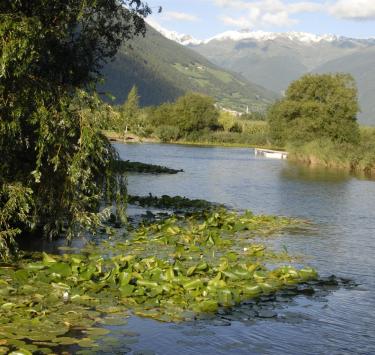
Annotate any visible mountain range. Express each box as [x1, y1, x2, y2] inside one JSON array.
[[100, 25, 276, 113], [180, 29, 375, 125], [101, 22, 375, 125]]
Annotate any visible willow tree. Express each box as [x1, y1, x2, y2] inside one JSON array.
[[0, 0, 152, 258]]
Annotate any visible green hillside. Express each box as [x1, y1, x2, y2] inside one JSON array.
[[191, 38, 309, 93], [100, 26, 277, 112], [192, 36, 375, 124], [313, 48, 375, 126]]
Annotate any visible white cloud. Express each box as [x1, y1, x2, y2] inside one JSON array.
[[220, 7, 261, 28], [288, 2, 324, 14], [329, 0, 375, 20], [213, 0, 323, 29], [220, 15, 253, 28], [162, 11, 199, 22], [214, 0, 375, 27], [262, 11, 298, 26]]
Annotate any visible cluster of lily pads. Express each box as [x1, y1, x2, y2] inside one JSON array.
[[113, 160, 184, 174], [0, 208, 318, 354]]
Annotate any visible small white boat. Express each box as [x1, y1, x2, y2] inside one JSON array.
[[254, 148, 288, 160]]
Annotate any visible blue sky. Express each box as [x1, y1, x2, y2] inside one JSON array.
[[146, 0, 375, 39]]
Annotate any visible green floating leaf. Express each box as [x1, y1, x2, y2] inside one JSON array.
[[84, 328, 110, 337], [100, 317, 129, 326], [77, 338, 97, 348], [48, 262, 72, 277], [42, 252, 57, 265], [8, 350, 32, 355], [119, 284, 135, 297]]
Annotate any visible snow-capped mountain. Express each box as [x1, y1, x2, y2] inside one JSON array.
[[191, 30, 375, 125], [146, 19, 202, 46], [205, 30, 339, 44], [146, 21, 375, 124], [146, 21, 371, 46]]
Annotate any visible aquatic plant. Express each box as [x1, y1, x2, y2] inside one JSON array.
[[0, 209, 318, 354], [128, 194, 218, 211], [113, 161, 184, 174]]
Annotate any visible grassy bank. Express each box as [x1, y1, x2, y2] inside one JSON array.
[[104, 125, 375, 177], [287, 127, 375, 176], [103, 120, 281, 150]]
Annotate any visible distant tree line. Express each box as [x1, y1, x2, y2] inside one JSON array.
[[106, 87, 272, 144]]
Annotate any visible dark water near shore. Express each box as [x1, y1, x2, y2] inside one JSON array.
[[113, 143, 375, 355]]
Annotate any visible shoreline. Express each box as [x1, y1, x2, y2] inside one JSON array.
[[288, 152, 375, 178], [104, 131, 375, 179], [103, 130, 284, 150]]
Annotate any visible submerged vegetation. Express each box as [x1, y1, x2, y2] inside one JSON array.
[[128, 194, 218, 211], [0, 208, 318, 354], [113, 160, 184, 174]]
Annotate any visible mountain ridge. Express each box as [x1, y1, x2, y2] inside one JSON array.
[[100, 24, 277, 113], [159, 26, 375, 124], [147, 21, 375, 46]]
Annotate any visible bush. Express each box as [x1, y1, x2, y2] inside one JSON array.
[[155, 125, 181, 142], [229, 122, 243, 133], [173, 93, 220, 134]]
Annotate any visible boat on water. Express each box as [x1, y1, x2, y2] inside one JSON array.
[[254, 148, 288, 160]]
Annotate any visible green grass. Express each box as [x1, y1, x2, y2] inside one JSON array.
[[288, 127, 375, 176], [205, 67, 234, 84]]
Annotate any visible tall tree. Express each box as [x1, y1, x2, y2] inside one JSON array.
[[173, 93, 219, 134], [119, 85, 140, 139], [0, 1, 152, 257], [268, 74, 360, 146]]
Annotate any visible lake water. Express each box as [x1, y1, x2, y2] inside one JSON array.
[[113, 143, 375, 354]]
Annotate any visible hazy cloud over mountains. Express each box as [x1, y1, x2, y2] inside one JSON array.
[[161, 11, 200, 22], [330, 0, 375, 21], [212, 0, 375, 29]]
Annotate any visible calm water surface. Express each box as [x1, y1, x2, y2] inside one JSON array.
[[114, 143, 375, 355]]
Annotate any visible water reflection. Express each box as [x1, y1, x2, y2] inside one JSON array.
[[280, 162, 352, 183], [113, 143, 375, 354]]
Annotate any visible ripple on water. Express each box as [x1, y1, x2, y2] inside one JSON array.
[[111, 143, 375, 354]]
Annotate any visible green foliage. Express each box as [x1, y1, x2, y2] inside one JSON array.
[[180, 115, 269, 147], [155, 125, 181, 142], [218, 111, 237, 131], [113, 160, 183, 174], [229, 122, 243, 133], [241, 112, 267, 121], [173, 93, 220, 134], [100, 25, 276, 112], [0, 1, 151, 257], [135, 93, 220, 139], [148, 103, 176, 128], [287, 127, 375, 176], [184, 130, 270, 147], [0, 184, 33, 260], [0, 208, 318, 353], [128, 194, 218, 211], [118, 85, 142, 137], [268, 74, 360, 146]]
